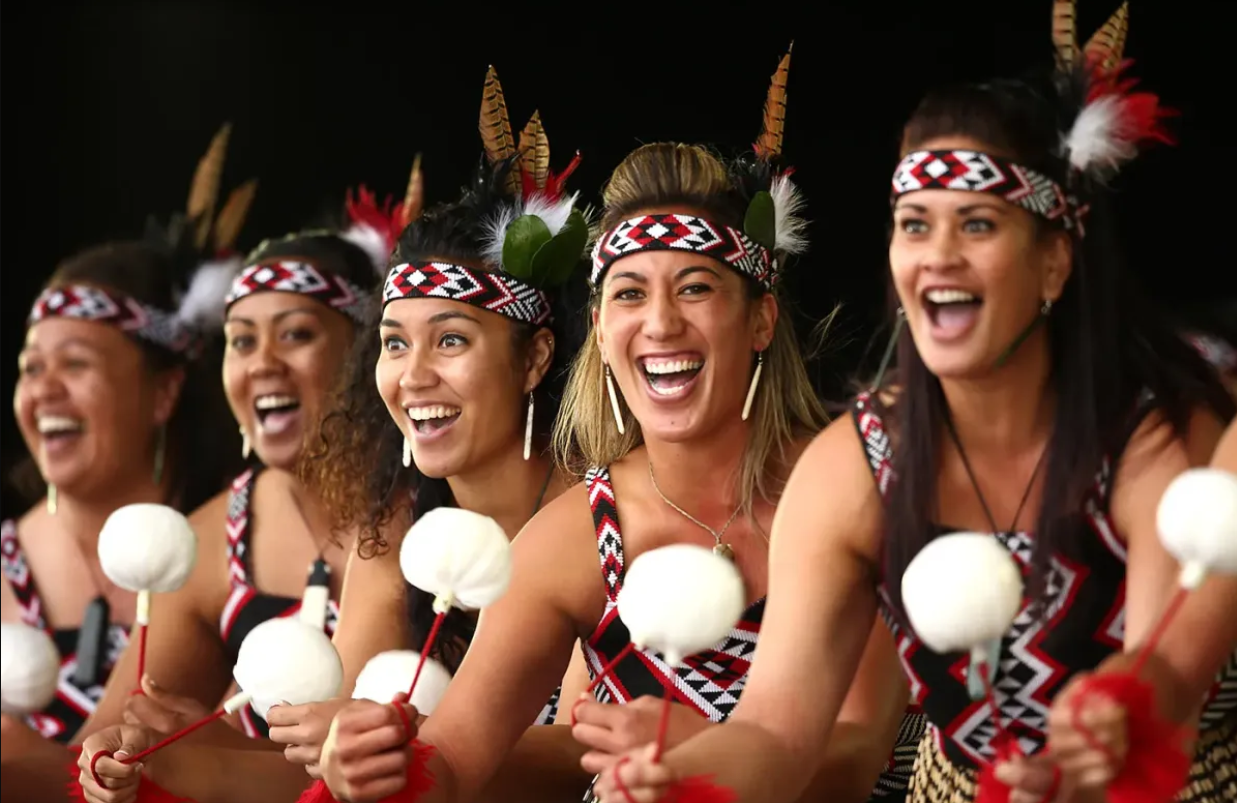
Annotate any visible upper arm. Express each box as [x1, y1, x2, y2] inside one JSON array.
[[76, 492, 233, 740], [331, 518, 414, 693], [727, 415, 885, 757], [552, 645, 591, 725], [0, 573, 21, 624], [1112, 406, 1233, 696], [419, 483, 601, 799]]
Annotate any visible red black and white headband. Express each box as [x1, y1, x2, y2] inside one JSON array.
[[225, 260, 372, 323], [383, 261, 552, 326], [27, 284, 199, 355], [891, 150, 1079, 229]]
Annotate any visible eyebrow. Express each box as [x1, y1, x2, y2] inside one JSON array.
[[225, 307, 321, 326], [380, 310, 482, 329], [23, 337, 101, 354], [610, 264, 722, 283], [893, 201, 1005, 215]]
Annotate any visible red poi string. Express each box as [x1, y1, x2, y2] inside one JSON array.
[[571, 643, 635, 725], [89, 708, 229, 787]]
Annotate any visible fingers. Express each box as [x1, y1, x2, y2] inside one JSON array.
[[284, 743, 324, 767], [335, 700, 408, 735], [332, 723, 411, 762], [573, 722, 626, 755], [79, 749, 143, 803], [573, 700, 621, 727], [270, 722, 319, 747], [595, 745, 676, 803], [266, 701, 314, 728], [581, 749, 621, 775]]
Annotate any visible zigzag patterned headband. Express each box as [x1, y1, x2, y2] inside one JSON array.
[[225, 260, 372, 323], [891, 150, 1081, 232], [27, 284, 198, 355], [591, 213, 776, 290], [383, 262, 552, 326]]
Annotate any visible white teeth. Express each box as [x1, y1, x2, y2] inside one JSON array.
[[406, 405, 461, 421], [642, 359, 704, 375], [255, 395, 299, 410], [925, 289, 978, 304], [37, 415, 83, 434]]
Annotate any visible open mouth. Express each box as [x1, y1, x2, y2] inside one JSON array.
[[254, 394, 301, 435], [923, 288, 982, 335], [37, 414, 85, 444], [407, 405, 461, 436], [640, 356, 704, 397]]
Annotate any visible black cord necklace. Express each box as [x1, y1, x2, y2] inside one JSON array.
[[944, 415, 1047, 535]]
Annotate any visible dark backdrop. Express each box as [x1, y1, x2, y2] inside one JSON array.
[[4, 0, 1235, 516]]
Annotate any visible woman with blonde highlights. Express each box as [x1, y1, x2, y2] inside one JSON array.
[[318, 48, 919, 803]]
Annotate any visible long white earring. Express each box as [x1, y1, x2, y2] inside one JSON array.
[[605, 364, 625, 435], [402, 435, 412, 467], [523, 394, 535, 460], [240, 427, 251, 460], [46, 483, 57, 515], [742, 352, 764, 421]]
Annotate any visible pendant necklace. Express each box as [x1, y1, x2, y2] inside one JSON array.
[[648, 461, 743, 561]]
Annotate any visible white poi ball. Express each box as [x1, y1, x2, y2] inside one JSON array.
[[617, 544, 746, 666], [399, 508, 511, 611], [1157, 467, 1237, 585], [352, 650, 452, 715], [98, 504, 197, 593], [233, 617, 342, 720], [0, 622, 61, 716], [901, 532, 1023, 654]]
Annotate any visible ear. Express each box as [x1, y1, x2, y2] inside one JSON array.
[[523, 328, 555, 394], [751, 293, 778, 352], [151, 366, 186, 428], [1039, 231, 1073, 304]]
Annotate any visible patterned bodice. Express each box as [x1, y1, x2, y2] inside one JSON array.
[[0, 519, 129, 743], [854, 392, 1237, 770], [218, 467, 340, 738]]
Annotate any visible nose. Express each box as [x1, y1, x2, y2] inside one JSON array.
[[27, 367, 69, 404], [920, 227, 965, 273], [245, 336, 285, 379], [641, 288, 687, 341], [397, 345, 438, 392]]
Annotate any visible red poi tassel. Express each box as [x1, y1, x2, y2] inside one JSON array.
[[295, 741, 437, 803], [296, 779, 336, 803], [659, 776, 739, 803], [974, 737, 1019, 803], [66, 746, 195, 803]]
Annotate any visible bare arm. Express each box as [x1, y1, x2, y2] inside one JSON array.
[[629, 417, 891, 803]]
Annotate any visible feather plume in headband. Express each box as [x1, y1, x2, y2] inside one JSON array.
[[342, 154, 426, 274], [591, 42, 808, 290]]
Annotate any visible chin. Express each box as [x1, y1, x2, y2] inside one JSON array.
[[917, 349, 993, 381], [409, 450, 459, 480], [637, 410, 715, 444]]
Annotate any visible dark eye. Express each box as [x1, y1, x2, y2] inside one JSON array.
[[284, 328, 316, 342], [19, 360, 42, 378], [612, 287, 643, 302], [228, 334, 255, 351], [679, 282, 712, 296], [383, 335, 407, 353], [438, 333, 467, 349], [963, 219, 995, 233], [899, 219, 928, 235]]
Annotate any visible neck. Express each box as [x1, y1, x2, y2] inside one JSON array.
[[447, 442, 552, 541], [938, 328, 1056, 454], [644, 415, 750, 513], [48, 475, 167, 551], [288, 477, 336, 549]]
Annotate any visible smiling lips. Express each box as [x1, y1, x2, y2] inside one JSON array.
[[254, 394, 301, 436], [922, 287, 982, 340], [406, 405, 461, 439], [36, 414, 85, 458], [638, 355, 704, 399]]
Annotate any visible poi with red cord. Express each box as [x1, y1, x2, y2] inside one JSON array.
[[898, 532, 1026, 803], [1053, 467, 1237, 803], [298, 507, 514, 803], [97, 504, 198, 689]]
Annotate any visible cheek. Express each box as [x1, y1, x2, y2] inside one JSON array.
[[221, 359, 248, 417], [373, 357, 402, 411]]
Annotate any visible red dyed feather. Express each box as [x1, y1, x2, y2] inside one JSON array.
[[542, 152, 582, 202], [345, 185, 407, 255], [1084, 59, 1176, 147], [659, 775, 738, 803], [378, 741, 438, 803], [1069, 672, 1192, 803]]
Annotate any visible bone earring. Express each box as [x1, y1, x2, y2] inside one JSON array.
[[402, 435, 412, 468], [523, 393, 535, 461], [1041, 298, 1053, 316], [605, 364, 625, 435], [46, 484, 57, 515], [741, 352, 764, 421], [240, 427, 251, 460]]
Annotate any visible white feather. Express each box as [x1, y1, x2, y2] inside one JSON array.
[[1064, 95, 1137, 177], [341, 223, 390, 275], [177, 257, 240, 330], [769, 175, 809, 256], [479, 192, 579, 270]]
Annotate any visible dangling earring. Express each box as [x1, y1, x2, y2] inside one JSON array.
[[153, 424, 167, 485], [402, 435, 412, 468], [1041, 298, 1053, 316], [604, 364, 625, 435], [46, 483, 57, 515], [741, 352, 764, 421], [523, 393, 535, 461], [240, 426, 251, 460]]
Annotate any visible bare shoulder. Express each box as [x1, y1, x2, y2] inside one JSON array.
[[181, 485, 235, 616], [1118, 403, 1226, 480]]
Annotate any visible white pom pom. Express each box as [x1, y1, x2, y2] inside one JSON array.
[[352, 650, 452, 715], [617, 544, 746, 666], [1, 622, 61, 716], [901, 532, 1023, 653], [1156, 468, 1237, 588], [399, 508, 512, 612], [98, 504, 197, 593], [232, 618, 342, 720]]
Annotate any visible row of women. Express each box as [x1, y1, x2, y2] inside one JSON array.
[[3, 4, 1237, 802]]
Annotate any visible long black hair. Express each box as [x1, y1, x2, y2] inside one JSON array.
[[303, 157, 584, 671], [876, 75, 1236, 620]]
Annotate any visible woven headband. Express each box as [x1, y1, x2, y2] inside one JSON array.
[[225, 260, 371, 323], [383, 262, 552, 326], [590, 213, 776, 289], [27, 284, 198, 355], [891, 150, 1080, 231]]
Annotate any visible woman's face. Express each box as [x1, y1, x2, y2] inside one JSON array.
[[14, 318, 182, 498], [222, 291, 353, 470], [376, 297, 553, 479], [889, 136, 1071, 380], [597, 248, 775, 443]]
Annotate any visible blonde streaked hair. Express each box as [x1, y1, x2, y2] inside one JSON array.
[[552, 142, 829, 515]]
